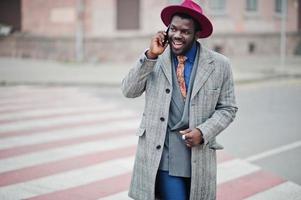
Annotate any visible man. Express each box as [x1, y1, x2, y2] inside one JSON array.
[[122, 1, 238, 199]]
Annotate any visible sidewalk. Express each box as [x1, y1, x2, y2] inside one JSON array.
[[0, 56, 300, 87]]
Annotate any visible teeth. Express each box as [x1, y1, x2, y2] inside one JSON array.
[[172, 41, 183, 49]]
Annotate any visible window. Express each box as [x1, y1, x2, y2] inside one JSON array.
[[248, 42, 255, 54], [246, 0, 257, 12], [168, 0, 182, 4], [275, 0, 285, 13], [209, 0, 226, 12], [116, 0, 140, 30], [168, 0, 202, 5], [275, 0, 288, 15]]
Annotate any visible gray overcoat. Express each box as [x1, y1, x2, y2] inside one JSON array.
[[121, 43, 238, 200]]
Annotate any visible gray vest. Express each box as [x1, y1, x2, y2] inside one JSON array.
[[159, 46, 200, 177]]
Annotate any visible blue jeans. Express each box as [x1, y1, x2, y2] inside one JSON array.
[[155, 170, 191, 200]]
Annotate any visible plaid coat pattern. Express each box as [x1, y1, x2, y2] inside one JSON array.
[[121, 43, 238, 200]]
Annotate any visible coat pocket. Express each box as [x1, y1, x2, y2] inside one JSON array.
[[136, 127, 146, 136], [208, 141, 224, 150], [136, 114, 146, 137]]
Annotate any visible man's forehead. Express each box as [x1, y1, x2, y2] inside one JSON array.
[[170, 15, 195, 28]]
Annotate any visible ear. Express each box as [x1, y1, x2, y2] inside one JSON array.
[[195, 31, 201, 39]]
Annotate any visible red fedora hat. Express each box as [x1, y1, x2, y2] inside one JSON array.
[[161, 0, 213, 38]]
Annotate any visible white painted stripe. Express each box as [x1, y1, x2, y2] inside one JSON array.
[[100, 191, 131, 200], [0, 86, 79, 95], [245, 181, 301, 200], [0, 103, 118, 121], [246, 140, 301, 162], [0, 136, 137, 173], [217, 159, 260, 184], [0, 95, 103, 112], [0, 110, 136, 132], [0, 98, 102, 112], [0, 90, 86, 105], [0, 119, 139, 149], [0, 156, 134, 200]]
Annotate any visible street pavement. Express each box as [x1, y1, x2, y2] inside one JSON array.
[[0, 84, 300, 199], [0, 56, 301, 199], [0, 56, 301, 86]]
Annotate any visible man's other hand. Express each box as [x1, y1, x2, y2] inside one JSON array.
[[179, 128, 204, 148]]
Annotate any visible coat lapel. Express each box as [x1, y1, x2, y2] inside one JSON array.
[[159, 44, 215, 96], [191, 44, 215, 99], [160, 47, 172, 85]]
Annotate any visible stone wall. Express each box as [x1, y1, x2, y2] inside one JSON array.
[[0, 32, 300, 62]]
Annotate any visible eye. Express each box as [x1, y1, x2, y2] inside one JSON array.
[[182, 30, 190, 35], [170, 27, 176, 32]]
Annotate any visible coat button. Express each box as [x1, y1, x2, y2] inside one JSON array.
[[156, 145, 161, 149], [165, 89, 170, 94], [160, 117, 165, 122]]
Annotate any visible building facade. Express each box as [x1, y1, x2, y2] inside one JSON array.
[[0, 0, 300, 62]]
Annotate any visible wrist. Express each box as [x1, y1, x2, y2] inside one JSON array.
[[196, 128, 204, 144], [146, 50, 158, 59]]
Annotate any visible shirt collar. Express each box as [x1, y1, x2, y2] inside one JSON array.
[[185, 41, 197, 63], [172, 41, 197, 64]]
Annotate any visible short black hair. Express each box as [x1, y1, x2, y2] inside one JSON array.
[[172, 13, 201, 32]]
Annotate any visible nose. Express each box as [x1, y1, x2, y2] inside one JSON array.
[[173, 31, 182, 39]]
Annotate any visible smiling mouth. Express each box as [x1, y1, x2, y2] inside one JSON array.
[[172, 40, 184, 50]]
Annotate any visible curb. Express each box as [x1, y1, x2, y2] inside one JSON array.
[[1, 73, 300, 88]]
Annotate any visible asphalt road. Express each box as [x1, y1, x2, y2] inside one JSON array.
[[87, 78, 301, 185], [220, 79, 301, 185]]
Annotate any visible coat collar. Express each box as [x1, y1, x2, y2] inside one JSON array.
[[159, 42, 215, 99], [191, 43, 215, 99], [160, 46, 173, 85]]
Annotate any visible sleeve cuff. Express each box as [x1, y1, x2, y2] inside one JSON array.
[[143, 49, 158, 62], [196, 126, 210, 148]]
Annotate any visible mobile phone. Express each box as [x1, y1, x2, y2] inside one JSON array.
[[162, 26, 170, 46]]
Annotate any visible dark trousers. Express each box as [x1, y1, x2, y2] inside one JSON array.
[[155, 170, 191, 200]]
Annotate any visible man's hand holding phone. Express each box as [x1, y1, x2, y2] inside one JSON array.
[[146, 28, 169, 59]]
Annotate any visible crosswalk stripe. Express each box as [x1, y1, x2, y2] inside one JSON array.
[[1, 153, 239, 200], [95, 152, 235, 200], [0, 135, 137, 173], [0, 128, 136, 158], [0, 98, 102, 114], [0, 146, 136, 186], [246, 140, 301, 162], [0, 90, 104, 113], [0, 115, 139, 139], [0, 92, 95, 108], [3, 157, 276, 200], [0, 110, 136, 132], [99, 191, 131, 200], [0, 86, 79, 97], [0, 104, 118, 123], [0, 157, 135, 200], [0, 119, 139, 150], [217, 159, 260, 184], [217, 170, 285, 200], [28, 173, 133, 200], [245, 181, 301, 200], [0, 148, 231, 187], [216, 151, 234, 163]]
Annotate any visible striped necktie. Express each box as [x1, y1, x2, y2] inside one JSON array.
[[176, 55, 187, 98]]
